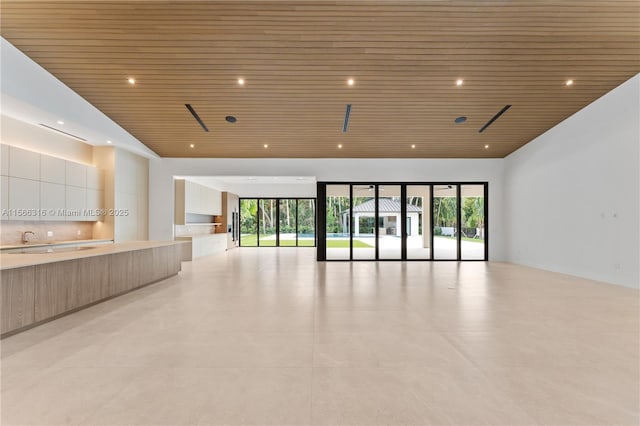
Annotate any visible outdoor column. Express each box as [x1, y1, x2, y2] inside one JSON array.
[[423, 191, 431, 249], [354, 213, 360, 235]]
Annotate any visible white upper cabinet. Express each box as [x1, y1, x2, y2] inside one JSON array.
[[0, 146, 104, 222], [211, 188, 222, 216], [176, 180, 222, 222], [40, 182, 66, 221], [1, 144, 9, 176], [65, 161, 86, 187], [86, 166, 104, 189], [9, 146, 40, 181], [1, 176, 9, 214], [40, 155, 66, 184], [85, 189, 103, 221], [9, 177, 40, 220], [65, 186, 86, 221]]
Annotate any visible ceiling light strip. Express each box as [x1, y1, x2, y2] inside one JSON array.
[[185, 104, 209, 132], [478, 105, 512, 133], [39, 124, 87, 142]]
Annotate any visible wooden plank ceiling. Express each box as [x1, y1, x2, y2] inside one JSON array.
[[1, 1, 638, 158]]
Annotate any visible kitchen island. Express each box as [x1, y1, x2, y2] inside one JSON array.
[[0, 240, 185, 337]]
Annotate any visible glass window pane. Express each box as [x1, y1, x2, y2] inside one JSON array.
[[433, 185, 458, 260], [258, 199, 277, 246], [297, 199, 315, 247], [407, 185, 431, 259], [278, 199, 297, 246], [326, 185, 350, 259], [239, 199, 258, 246], [461, 185, 486, 260], [378, 185, 402, 259], [352, 185, 376, 259]]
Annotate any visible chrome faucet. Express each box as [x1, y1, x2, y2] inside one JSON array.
[[22, 231, 36, 244]]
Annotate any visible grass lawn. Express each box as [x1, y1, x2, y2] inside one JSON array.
[[327, 239, 373, 248], [240, 234, 315, 247]]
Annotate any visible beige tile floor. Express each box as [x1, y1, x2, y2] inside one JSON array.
[[1, 248, 638, 425]]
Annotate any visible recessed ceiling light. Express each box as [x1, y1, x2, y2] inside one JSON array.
[[238, 78, 245, 86], [189, 144, 195, 148], [107, 140, 112, 144], [338, 144, 343, 149], [127, 77, 136, 85], [57, 120, 64, 125], [456, 79, 464, 86], [484, 144, 490, 149], [347, 79, 355, 86], [454, 116, 467, 124], [225, 115, 237, 123], [411, 144, 416, 149], [566, 79, 574, 86], [263, 144, 268, 148]]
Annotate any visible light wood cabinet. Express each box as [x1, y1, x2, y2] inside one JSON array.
[[34, 260, 77, 321], [109, 251, 134, 295], [1, 243, 183, 336], [40, 155, 66, 184], [9, 146, 40, 181], [77, 256, 111, 305], [1, 266, 35, 334]]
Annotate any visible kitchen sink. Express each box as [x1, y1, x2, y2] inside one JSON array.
[[2, 246, 98, 254]]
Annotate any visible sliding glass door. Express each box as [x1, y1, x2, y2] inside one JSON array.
[[378, 185, 402, 260], [406, 185, 431, 259], [433, 185, 458, 260], [318, 182, 487, 261], [278, 199, 297, 246], [297, 199, 316, 247], [325, 185, 350, 260], [461, 185, 486, 260], [352, 185, 375, 260], [239, 199, 258, 246], [258, 199, 277, 246], [240, 198, 316, 247]]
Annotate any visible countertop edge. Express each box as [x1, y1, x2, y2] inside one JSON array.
[[0, 240, 188, 270]]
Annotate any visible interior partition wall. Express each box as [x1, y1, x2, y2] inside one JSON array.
[[317, 182, 488, 261], [240, 198, 316, 247]]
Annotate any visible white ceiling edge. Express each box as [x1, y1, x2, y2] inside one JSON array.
[[183, 176, 317, 191], [0, 37, 159, 159]]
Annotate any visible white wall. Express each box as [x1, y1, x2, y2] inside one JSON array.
[[1, 115, 93, 164], [1, 37, 158, 159], [505, 74, 640, 288], [149, 158, 505, 260], [115, 148, 149, 241]]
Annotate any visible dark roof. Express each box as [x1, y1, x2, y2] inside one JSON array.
[[343, 199, 422, 214]]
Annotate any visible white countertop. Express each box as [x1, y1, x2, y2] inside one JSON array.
[[0, 240, 186, 270], [0, 239, 113, 250], [175, 234, 227, 240]]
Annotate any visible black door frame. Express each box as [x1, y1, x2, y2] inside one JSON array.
[[317, 181, 488, 261], [239, 197, 317, 248]]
